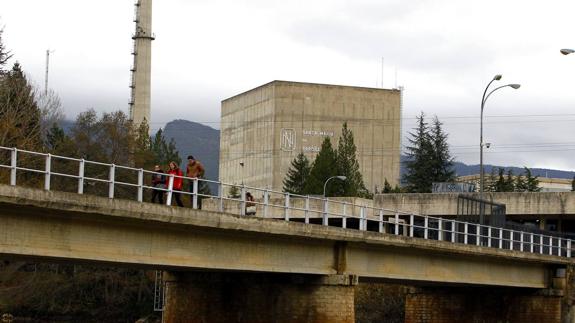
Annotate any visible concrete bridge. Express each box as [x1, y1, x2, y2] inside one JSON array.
[[377, 191, 575, 233], [2, 146, 575, 322], [1, 184, 574, 322]]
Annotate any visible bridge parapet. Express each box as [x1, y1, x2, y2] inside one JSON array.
[[1, 145, 574, 260]]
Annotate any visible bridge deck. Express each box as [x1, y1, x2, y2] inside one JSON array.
[[0, 184, 571, 288]]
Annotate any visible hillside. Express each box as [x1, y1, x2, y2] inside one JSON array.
[[399, 157, 574, 182], [452, 162, 575, 179], [162, 119, 220, 182], [61, 118, 574, 184]]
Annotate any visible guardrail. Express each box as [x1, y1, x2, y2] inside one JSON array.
[[0, 146, 572, 258]]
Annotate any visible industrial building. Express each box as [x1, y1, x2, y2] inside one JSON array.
[[219, 81, 402, 193]]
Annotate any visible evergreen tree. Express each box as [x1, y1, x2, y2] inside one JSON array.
[[524, 167, 541, 192], [493, 168, 507, 192], [484, 167, 498, 192], [151, 128, 181, 166], [403, 112, 433, 193], [503, 169, 515, 192], [336, 122, 369, 197], [283, 152, 311, 195], [515, 172, 527, 192], [304, 137, 338, 196], [382, 179, 393, 193], [429, 116, 455, 182], [45, 123, 67, 152], [134, 120, 154, 169]]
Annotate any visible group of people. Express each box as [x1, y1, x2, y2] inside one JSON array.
[[150, 155, 205, 207], [150, 155, 257, 215]]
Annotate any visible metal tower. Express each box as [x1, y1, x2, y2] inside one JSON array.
[[129, 0, 154, 128]]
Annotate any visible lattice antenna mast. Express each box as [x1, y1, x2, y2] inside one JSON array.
[[44, 49, 55, 96]]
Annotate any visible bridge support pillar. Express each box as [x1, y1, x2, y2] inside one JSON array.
[[405, 276, 570, 323], [163, 272, 357, 323]]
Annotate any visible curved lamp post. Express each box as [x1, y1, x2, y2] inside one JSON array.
[[323, 176, 347, 197], [480, 75, 520, 224], [560, 49, 575, 55]]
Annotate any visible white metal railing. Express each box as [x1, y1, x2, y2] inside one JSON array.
[[0, 146, 573, 258]]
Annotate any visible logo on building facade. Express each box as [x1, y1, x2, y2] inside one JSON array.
[[280, 128, 296, 151]]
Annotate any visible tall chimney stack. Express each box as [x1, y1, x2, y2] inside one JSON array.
[[129, 0, 154, 128]]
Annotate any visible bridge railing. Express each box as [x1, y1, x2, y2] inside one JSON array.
[[0, 146, 572, 258]]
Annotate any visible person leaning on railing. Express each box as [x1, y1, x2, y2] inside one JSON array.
[[186, 155, 205, 209], [245, 192, 256, 215], [151, 165, 166, 204], [167, 161, 184, 207]]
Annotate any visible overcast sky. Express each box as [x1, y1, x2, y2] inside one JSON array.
[[1, 0, 575, 171]]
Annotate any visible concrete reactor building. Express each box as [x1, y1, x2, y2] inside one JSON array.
[[219, 81, 402, 193]]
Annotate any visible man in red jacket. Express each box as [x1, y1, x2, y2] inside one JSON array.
[[167, 161, 184, 207]]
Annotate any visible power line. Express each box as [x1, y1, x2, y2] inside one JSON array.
[[146, 112, 575, 126]]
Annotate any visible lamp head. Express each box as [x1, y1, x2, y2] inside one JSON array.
[[560, 49, 575, 55], [493, 74, 502, 81], [509, 84, 521, 89], [337, 176, 347, 181]]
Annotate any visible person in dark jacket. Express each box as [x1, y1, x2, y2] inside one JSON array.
[[151, 165, 166, 204]]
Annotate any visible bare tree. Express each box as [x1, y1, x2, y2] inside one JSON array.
[[0, 27, 12, 73], [35, 89, 64, 141]]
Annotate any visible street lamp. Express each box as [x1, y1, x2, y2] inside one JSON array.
[[560, 49, 575, 55], [323, 176, 347, 197], [480, 75, 520, 224]]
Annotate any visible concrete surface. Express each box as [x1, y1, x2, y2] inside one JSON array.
[[0, 184, 571, 288]]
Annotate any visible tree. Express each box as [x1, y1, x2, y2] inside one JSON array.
[[151, 128, 181, 167], [503, 169, 515, 192], [403, 112, 433, 193], [335, 122, 370, 198], [524, 167, 541, 192], [382, 179, 393, 193], [515, 172, 527, 192], [492, 168, 507, 192], [283, 152, 311, 195], [36, 89, 64, 142], [484, 167, 498, 192], [0, 27, 12, 73], [70, 109, 105, 161], [97, 111, 135, 165], [0, 62, 42, 151], [304, 137, 338, 196], [67, 110, 138, 198], [429, 116, 455, 183], [45, 123, 76, 155]]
